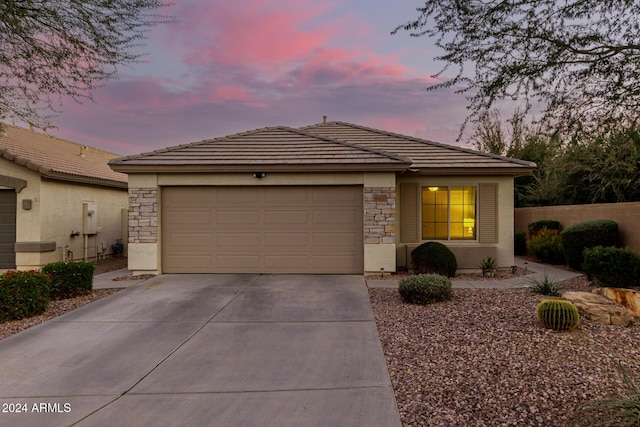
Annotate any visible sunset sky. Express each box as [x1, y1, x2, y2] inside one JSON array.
[[53, 0, 471, 155]]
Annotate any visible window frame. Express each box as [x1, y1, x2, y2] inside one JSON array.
[[420, 185, 478, 242]]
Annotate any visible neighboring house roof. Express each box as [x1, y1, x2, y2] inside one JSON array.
[[0, 125, 127, 188], [109, 126, 412, 173], [302, 121, 536, 175]]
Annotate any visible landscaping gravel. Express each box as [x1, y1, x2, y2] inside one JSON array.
[[369, 278, 640, 426]]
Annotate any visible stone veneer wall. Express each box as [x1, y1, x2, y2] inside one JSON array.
[[128, 188, 158, 243], [364, 187, 395, 244]]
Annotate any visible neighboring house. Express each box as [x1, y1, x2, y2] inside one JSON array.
[[109, 121, 535, 275], [0, 125, 128, 270]]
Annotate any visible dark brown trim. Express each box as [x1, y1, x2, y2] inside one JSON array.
[[110, 163, 411, 174], [15, 241, 57, 252]]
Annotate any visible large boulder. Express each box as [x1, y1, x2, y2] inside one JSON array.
[[592, 287, 640, 318], [562, 291, 633, 327]]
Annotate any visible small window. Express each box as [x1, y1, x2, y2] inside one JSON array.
[[421, 186, 476, 240]]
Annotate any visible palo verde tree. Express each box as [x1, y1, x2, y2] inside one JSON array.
[[394, 1, 640, 137], [0, 1, 172, 130]]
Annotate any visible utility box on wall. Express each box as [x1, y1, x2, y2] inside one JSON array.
[[83, 201, 98, 235]]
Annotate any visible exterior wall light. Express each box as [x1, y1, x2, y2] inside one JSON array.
[[252, 172, 266, 179]]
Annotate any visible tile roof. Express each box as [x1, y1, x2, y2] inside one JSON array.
[[109, 126, 412, 172], [0, 125, 127, 188], [301, 121, 536, 174]]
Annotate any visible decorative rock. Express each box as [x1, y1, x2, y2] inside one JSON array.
[[562, 291, 633, 327], [592, 287, 640, 318]]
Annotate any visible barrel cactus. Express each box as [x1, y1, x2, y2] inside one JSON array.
[[536, 297, 580, 331]]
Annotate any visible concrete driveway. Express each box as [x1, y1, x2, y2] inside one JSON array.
[[0, 274, 401, 427]]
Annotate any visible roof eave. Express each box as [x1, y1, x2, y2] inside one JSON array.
[[109, 163, 411, 174], [42, 171, 128, 189], [403, 166, 536, 177]]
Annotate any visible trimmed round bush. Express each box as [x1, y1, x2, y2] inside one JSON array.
[[42, 261, 95, 299], [536, 297, 580, 331], [410, 242, 457, 277], [526, 227, 565, 264], [582, 246, 640, 288], [398, 274, 452, 305], [0, 270, 50, 322], [560, 220, 618, 270]]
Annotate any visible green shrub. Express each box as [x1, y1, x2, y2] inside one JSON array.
[[536, 297, 580, 331], [0, 270, 50, 322], [527, 274, 562, 297], [582, 246, 640, 288], [514, 231, 527, 256], [560, 220, 619, 270], [527, 220, 562, 236], [42, 261, 95, 299], [527, 228, 565, 264], [398, 274, 453, 305], [410, 242, 457, 277]]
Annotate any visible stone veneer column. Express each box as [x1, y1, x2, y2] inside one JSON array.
[[363, 187, 395, 244], [128, 188, 158, 243]]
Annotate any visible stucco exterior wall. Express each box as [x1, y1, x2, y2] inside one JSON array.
[[36, 180, 127, 265], [396, 175, 515, 270], [1, 155, 128, 269]]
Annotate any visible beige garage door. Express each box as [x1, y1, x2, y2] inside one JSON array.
[[162, 186, 363, 274]]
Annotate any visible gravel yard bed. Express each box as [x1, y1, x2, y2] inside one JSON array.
[[369, 278, 640, 426], [0, 289, 120, 340], [0, 257, 127, 341]]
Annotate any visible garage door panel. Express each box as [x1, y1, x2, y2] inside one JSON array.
[[216, 232, 261, 247], [217, 210, 260, 225], [165, 209, 214, 226], [264, 210, 309, 225], [165, 256, 213, 272], [264, 232, 309, 247], [164, 187, 216, 206], [312, 187, 360, 205], [216, 255, 261, 269], [264, 255, 310, 270], [313, 232, 358, 247], [217, 188, 261, 205], [313, 210, 359, 225], [166, 233, 212, 247], [162, 186, 363, 274], [265, 188, 309, 204]]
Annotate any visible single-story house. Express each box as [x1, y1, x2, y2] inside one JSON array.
[[0, 125, 129, 270], [109, 120, 535, 275]]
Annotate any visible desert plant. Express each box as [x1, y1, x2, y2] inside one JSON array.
[[42, 261, 95, 299], [574, 361, 640, 427], [582, 246, 640, 288], [527, 274, 562, 297], [527, 220, 562, 236], [527, 227, 566, 264], [410, 242, 457, 277], [0, 270, 50, 322], [398, 274, 453, 305], [480, 256, 497, 277], [514, 231, 527, 256], [560, 219, 619, 270], [536, 297, 580, 331]]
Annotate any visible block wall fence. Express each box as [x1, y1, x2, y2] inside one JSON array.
[[515, 201, 640, 252]]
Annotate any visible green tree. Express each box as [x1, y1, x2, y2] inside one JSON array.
[[0, 1, 172, 130], [395, 1, 640, 136], [470, 109, 563, 207], [560, 127, 640, 204]]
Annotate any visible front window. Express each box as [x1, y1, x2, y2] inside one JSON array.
[[421, 186, 476, 240]]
